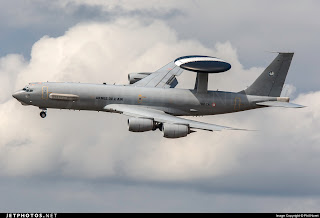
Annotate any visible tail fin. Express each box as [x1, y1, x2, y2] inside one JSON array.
[[244, 52, 294, 97]]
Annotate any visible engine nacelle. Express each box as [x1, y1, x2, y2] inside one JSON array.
[[162, 123, 190, 138], [128, 72, 152, 84], [128, 117, 155, 132]]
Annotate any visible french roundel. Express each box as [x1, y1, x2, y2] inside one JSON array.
[[174, 55, 231, 73]]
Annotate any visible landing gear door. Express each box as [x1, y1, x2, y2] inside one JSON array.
[[42, 86, 48, 99]]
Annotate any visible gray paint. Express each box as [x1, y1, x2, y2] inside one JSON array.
[[13, 82, 274, 114], [244, 53, 294, 97], [12, 53, 302, 137]]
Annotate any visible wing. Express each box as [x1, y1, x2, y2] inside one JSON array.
[[104, 104, 241, 131], [132, 61, 183, 88]]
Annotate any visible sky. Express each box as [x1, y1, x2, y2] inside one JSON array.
[[1, 0, 320, 212]]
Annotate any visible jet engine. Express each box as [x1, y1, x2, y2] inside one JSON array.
[[128, 117, 155, 132], [128, 73, 152, 84], [162, 123, 190, 138]]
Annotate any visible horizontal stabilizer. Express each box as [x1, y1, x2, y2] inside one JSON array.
[[256, 101, 305, 108]]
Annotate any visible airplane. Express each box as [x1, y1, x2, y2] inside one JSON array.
[[12, 52, 304, 138]]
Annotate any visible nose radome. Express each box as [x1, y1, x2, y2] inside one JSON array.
[[12, 91, 18, 99], [12, 90, 24, 100]]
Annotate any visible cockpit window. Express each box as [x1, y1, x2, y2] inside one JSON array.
[[23, 86, 33, 92]]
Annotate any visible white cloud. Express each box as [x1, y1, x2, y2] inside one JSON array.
[[1, 18, 320, 199], [0, 54, 26, 103], [54, 0, 182, 12]]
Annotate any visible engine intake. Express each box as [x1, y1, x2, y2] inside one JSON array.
[[128, 73, 152, 84], [162, 123, 190, 138], [128, 117, 155, 132]]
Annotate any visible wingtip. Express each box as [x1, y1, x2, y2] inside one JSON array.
[[297, 105, 306, 108], [227, 127, 258, 131]]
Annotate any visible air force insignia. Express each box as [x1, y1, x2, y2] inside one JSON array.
[[269, 71, 275, 76]]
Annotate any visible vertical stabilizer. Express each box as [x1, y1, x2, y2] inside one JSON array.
[[244, 52, 294, 97]]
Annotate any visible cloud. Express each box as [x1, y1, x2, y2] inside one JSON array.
[[1, 18, 320, 199], [54, 0, 182, 13], [0, 54, 27, 103], [2, 0, 320, 96], [1, 177, 319, 212], [1, 178, 320, 212]]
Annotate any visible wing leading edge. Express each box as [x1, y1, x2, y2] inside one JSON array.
[[131, 61, 183, 88], [104, 104, 242, 132]]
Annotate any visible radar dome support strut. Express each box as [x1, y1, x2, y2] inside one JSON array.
[[174, 55, 231, 94], [195, 73, 208, 94]]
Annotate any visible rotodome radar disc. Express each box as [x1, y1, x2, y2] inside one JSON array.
[[174, 55, 231, 73]]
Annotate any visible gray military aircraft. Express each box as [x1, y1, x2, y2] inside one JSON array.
[[12, 52, 304, 138]]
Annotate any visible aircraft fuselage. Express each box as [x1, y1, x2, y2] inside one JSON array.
[[13, 82, 276, 116]]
